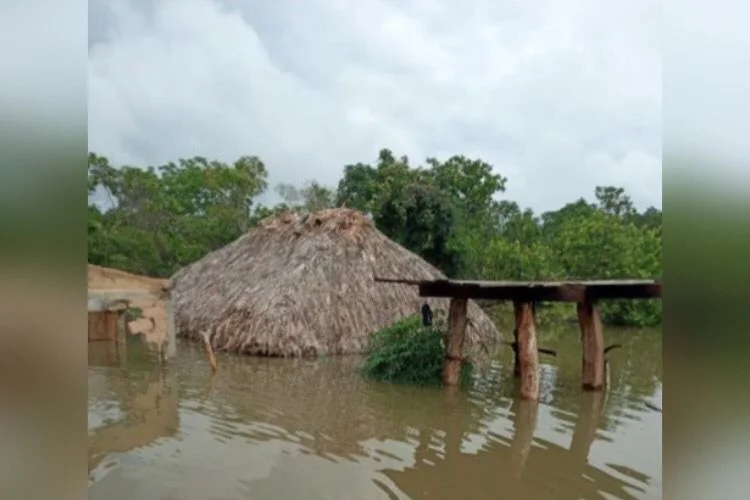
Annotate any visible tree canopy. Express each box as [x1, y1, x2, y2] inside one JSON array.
[[88, 148, 662, 326]]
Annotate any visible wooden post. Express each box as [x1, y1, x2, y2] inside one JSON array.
[[200, 330, 218, 373], [577, 301, 605, 390], [516, 302, 539, 400], [443, 298, 468, 386], [512, 302, 522, 377]]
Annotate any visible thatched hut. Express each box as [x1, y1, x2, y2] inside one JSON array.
[[171, 208, 500, 357]]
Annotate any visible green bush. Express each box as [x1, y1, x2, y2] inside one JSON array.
[[362, 314, 473, 385]]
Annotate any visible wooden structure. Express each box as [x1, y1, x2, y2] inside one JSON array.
[[375, 278, 661, 400], [88, 310, 119, 342]]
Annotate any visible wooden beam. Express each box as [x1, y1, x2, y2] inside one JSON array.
[[372, 276, 425, 285], [443, 298, 468, 386], [577, 301, 605, 390], [420, 282, 586, 302], [516, 301, 539, 400], [419, 281, 660, 302], [373, 277, 662, 302], [585, 282, 662, 301]]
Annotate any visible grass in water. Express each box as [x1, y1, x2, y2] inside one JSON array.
[[362, 313, 473, 386]]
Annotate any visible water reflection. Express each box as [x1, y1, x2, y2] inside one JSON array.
[[88, 327, 661, 499], [383, 389, 648, 499], [88, 365, 178, 475], [88, 340, 123, 368], [509, 398, 538, 477]]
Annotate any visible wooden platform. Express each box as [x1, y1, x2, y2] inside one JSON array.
[[374, 276, 662, 401], [374, 278, 661, 301]]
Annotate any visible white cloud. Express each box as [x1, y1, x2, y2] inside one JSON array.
[[88, 0, 662, 212]]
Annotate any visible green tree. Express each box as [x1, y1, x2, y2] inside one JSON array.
[[540, 198, 597, 241], [335, 149, 507, 277], [553, 210, 661, 325], [88, 149, 661, 327], [276, 181, 336, 213], [87, 153, 268, 277], [633, 206, 662, 233], [595, 185, 636, 219]]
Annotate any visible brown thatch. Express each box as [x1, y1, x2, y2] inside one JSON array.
[[171, 208, 501, 357]]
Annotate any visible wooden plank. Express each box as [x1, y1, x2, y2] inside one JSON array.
[[577, 301, 605, 390], [372, 276, 426, 285], [375, 276, 659, 286], [516, 302, 540, 400], [373, 276, 661, 302], [375, 277, 661, 289], [585, 282, 662, 300], [421, 282, 586, 302], [420, 281, 659, 301], [442, 298, 468, 386]]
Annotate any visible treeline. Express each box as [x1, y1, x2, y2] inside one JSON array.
[[88, 149, 662, 326]]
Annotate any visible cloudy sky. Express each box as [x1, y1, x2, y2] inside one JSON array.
[[88, 0, 661, 212]]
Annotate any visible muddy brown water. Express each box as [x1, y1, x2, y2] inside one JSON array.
[[88, 325, 661, 499]]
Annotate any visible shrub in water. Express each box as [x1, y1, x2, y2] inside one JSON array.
[[362, 313, 473, 385]]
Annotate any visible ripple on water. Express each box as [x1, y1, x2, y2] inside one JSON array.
[[88, 330, 661, 500]]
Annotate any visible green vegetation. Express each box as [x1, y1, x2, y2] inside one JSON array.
[[362, 314, 472, 385], [88, 148, 662, 326]]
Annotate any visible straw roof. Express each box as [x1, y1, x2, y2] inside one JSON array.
[[171, 208, 501, 357]]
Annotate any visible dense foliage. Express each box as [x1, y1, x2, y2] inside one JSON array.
[[88, 148, 662, 326], [361, 314, 472, 385]]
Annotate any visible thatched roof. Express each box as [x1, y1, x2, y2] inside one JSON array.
[[171, 208, 501, 357]]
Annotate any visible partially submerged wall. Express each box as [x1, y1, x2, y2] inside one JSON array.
[[87, 265, 175, 356]]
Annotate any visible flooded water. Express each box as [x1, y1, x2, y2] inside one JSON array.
[[88, 325, 662, 500]]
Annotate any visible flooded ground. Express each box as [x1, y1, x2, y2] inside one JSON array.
[[88, 325, 661, 500]]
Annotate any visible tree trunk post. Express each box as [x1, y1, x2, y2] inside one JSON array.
[[577, 301, 605, 390], [512, 302, 522, 377], [516, 301, 539, 400], [443, 298, 469, 386]]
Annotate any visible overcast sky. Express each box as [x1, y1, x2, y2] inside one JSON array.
[[88, 0, 661, 212]]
